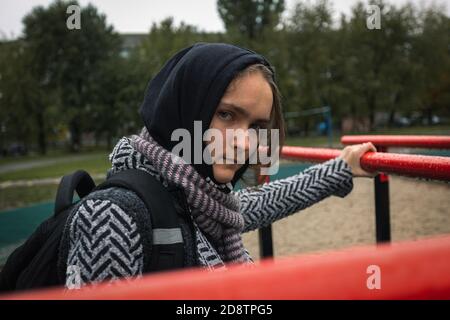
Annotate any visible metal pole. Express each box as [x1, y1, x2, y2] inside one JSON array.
[[279, 146, 450, 180], [258, 226, 274, 258], [258, 174, 273, 258], [374, 146, 391, 243]]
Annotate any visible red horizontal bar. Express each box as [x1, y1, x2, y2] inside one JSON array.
[[3, 235, 450, 300], [280, 146, 450, 181], [281, 146, 341, 162], [341, 135, 450, 149]]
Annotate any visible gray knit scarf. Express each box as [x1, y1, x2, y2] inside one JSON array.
[[131, 127, 248, 264]]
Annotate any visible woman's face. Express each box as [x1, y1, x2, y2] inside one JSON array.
[[209, 71, 273, 184]]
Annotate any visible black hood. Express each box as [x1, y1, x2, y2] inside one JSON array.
[[139, 42, 274, 187]]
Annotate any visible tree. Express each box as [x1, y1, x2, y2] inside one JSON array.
[[136, 17, 203, 77], [412, 7, 450, 124], [0, 40, 55, 154], [283, 0, 334, 135], [335, 0, 413, 129], [217, 0, 285, 40], [22, 0, 120, 152]]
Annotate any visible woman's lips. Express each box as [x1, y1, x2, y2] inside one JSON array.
[[221, 157, 241, 166]]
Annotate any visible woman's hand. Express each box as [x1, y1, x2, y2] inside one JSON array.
[[339, 142, 378, 178]]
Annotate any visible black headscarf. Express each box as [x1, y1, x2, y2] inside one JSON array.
[[139, 42, 274, 188]]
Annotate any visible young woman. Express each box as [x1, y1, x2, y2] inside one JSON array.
[[59, 43, 376, 287]]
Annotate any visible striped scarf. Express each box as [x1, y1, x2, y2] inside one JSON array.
[[131, 127, 248, 264]]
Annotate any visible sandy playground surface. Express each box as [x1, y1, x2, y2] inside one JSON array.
[[242, 176, 450, 260]]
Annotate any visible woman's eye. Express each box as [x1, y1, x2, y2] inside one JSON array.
[[217, 111, 233, 121]]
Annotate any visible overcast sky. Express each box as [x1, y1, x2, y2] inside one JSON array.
[[0, 0, 448, 39]]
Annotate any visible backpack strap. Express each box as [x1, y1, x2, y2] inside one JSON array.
[[54, 170, 96, 216], [95, 169, 185, 272]]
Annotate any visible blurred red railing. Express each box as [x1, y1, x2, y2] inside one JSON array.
[[2, 235, 450, 300]]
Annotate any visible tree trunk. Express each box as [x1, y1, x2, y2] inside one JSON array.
[[389, 92, 401, 128], [368, 93, 376, 131], [426, 105, 433, 125], [69, 119, 82, 152], [36, 110, 47, 155], [107, 131, 113, 151], [94, 131, 100, 148], [303, 120, 310, 137], [388, 109, 396, 128]]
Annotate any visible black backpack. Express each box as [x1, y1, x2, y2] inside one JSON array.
[[0, 169, 186, 293]]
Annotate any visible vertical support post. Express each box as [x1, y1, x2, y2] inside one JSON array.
[[258, 174, 274, 258], [374, 146, 391, 243]]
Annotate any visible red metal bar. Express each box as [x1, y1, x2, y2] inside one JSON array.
[[281, 146, 341, 162], [341, 135, 450, 149], [3, 235, 450, 300], [280, 146, 450, 181]]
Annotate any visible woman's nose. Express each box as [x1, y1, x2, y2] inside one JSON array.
[[232, 128, 253, 161], [233, 128, 251, 149]]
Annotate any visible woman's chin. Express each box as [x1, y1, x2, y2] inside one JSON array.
[[213, 164, 240, 184]]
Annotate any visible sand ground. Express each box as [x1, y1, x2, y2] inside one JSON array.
[[242, 176, 450, 260]]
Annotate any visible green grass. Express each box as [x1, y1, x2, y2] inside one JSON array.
[[0, 185, 58, 211], [0, 152, 109, 182], [0, 146, 109, 166], [0, 177, 106, 211], [0, 149, 67, 166], [0, 149, 109, 210]]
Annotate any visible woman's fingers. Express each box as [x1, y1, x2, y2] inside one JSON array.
[[340, 142, 378, 178], [360, 142, 377, 154], [358, 142, 378, 177]]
